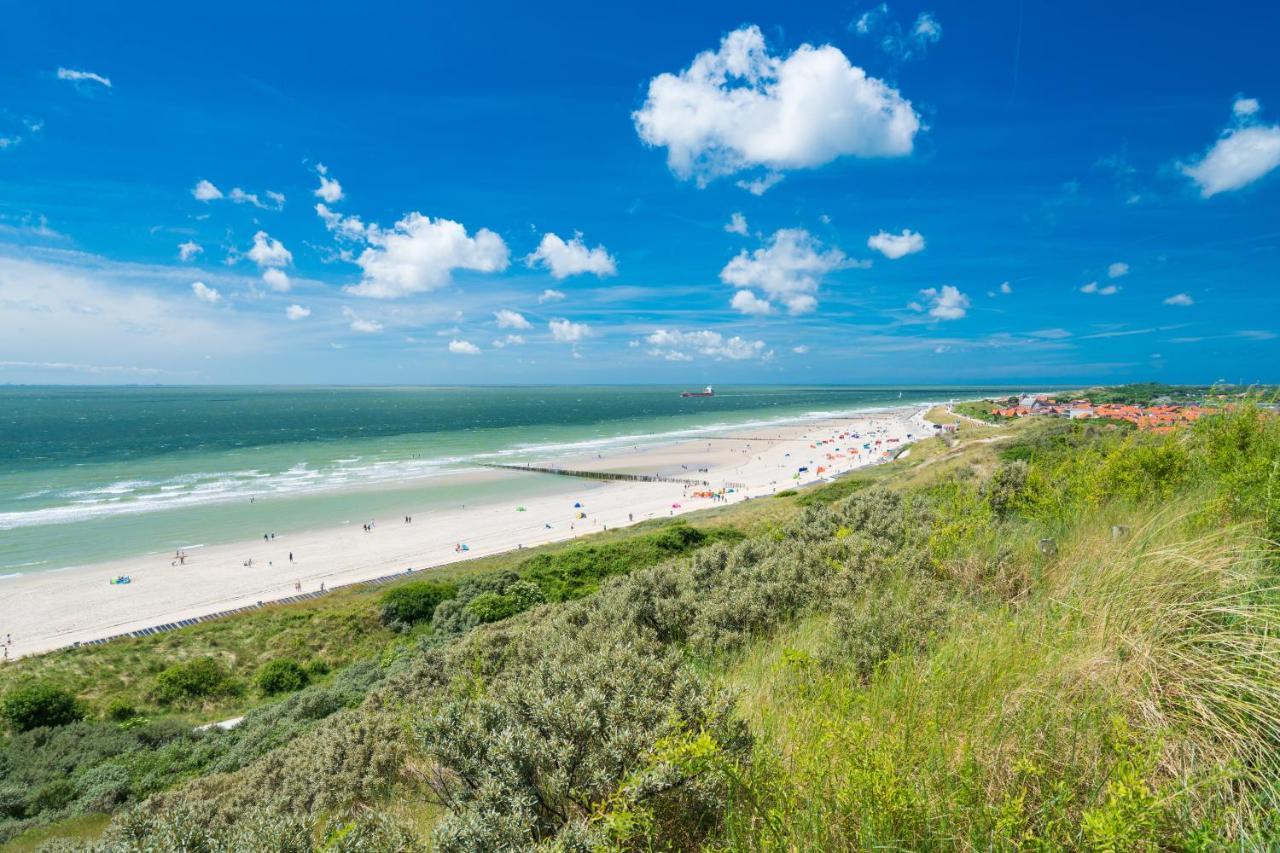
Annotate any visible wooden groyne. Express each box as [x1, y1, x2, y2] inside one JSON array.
[[480, 462, 706, 486]]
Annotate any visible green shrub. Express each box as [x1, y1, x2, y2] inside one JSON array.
[[774, 489, 798, 497], [378, 580, 457, 631], [151, 657, 235, 704], [1, 683, 83, 732], [254, 659, 310, 696], [28, 778, 76, 815], [104, 698, 137, 722], [463, 591, 522, 624]]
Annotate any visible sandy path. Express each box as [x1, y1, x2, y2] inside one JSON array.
[[0, 408, 929, 659]]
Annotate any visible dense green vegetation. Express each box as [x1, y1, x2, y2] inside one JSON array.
[[0, 520, 737, 847], [5, 397, 1280, 850]]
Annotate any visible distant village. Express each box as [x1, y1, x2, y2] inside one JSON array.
[[989, 394, 1216, 433]]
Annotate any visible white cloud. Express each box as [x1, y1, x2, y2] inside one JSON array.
[[0, 253, 271, 380], [852, 6, 943, 61], [1164, 293, 1194, 306], [1234, 97, 1261, 117], [492, 334, 525, 348], [178, 241, 203, 262], [285, 304, 310, 320], [792, 344, 810, 354], [725, 212, 749, 235], [730, 289, 774, 316], [57, 67, 111, 88], [633, 25, 920, 186], [735, 173, 784, 195], [193, 180, 282, 209], [1180, 98, 1280, 197], [345, 213, 509, 298], [315, 203, 368, 241], [1081, 281, 1119, 296], [1108, 261, 1129, 278], [342, 306, 382, 333], [866, 228, 924, 259], [494, 309, 532, 329], [721, 227, 850, 315], [261, 268, 290, 292], [914, 285, 969, 320], [448, 339, 481, 354], [314, 165, 343, 203], [646, 328, 770, 361], [247, 231, 293, 268], [1000, 281, 1013, 294], [912, 13, 943, 42], [538, 288, 566, 304], [190, 281, 221, 304], [193, 180, 223, 201], [228, 187, 283, 210], [549, 318, 591, 343], [527, 232, 617, 279]]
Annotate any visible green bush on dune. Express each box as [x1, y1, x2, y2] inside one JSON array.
[[254, 659, 310, 696], [0, 683, 83, 732], [151, 657, 237, 705], [378, 580, 457, 631]]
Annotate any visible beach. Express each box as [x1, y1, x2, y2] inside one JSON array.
[[0, 406, 930, 659]]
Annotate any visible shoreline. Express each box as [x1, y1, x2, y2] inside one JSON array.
[[0, 406, 932, 660]]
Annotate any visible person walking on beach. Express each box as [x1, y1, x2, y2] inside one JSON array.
[[289, 552, 294, 563]]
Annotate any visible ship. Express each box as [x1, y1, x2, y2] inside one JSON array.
[[681, 385, 714, 398]]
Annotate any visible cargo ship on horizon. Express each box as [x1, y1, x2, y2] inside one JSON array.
[[680, 385, 714, 398]]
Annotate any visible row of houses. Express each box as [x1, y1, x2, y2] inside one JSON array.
[[991, 396, 1214, 433]]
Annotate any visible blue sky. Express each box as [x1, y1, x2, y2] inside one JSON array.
[[1, 0, 1277, 385]]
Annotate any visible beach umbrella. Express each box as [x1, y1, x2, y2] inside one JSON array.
[[672, 502, 682, 508], [573, 501, 582, 508]]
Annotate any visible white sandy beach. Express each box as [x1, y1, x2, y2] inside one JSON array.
[[0, 407, 931, 659]]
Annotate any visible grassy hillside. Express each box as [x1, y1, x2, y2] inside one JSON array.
[[4, 402, 1280, 850]]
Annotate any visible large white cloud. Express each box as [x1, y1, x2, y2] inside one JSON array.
[[178, 241, 203, 261], [646, 328, 770, 361], [285, 304, 310, 320], [633, 25, 920, 186], [494, 309, 532, 329], [720, 227, 851, 315], [345, 213, 509, 298], [725, 212, 749, 235], [867, 228, 924, 259], [247, 231, 293, 268], [538, 288, 566, 304], [1181, 97, 1280, 197], [448, 339, 481, 354], [527, 232, 617, 279]]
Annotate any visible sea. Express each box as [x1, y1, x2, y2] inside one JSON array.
[[0, 385, 1020, 575]]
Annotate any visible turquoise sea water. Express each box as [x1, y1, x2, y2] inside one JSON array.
[[0, 385, 1017, 574]]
